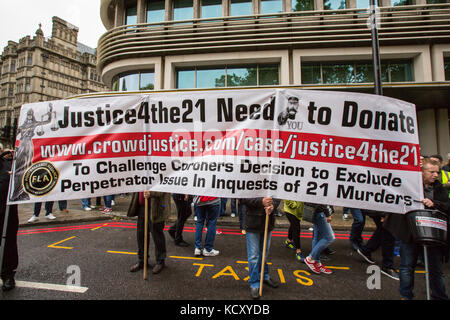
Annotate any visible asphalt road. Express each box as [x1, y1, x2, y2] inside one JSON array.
[[1, 219, 449, 309]]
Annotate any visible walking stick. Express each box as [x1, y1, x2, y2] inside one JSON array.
[[143, 197, 149, 280], [423, 245, 430, 300], [259, 209, 270, 297]]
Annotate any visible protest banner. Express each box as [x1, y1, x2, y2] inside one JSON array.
[[7, 88, 423, 214]]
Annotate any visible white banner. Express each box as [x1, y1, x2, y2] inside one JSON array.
[[7, 88, 423, 213]]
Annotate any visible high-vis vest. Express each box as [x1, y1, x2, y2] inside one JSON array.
[[442, 169, 450, 198]]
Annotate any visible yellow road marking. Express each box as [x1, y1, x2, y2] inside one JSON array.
[[324, 266, 350, 270], [236, 260, 272, 265], [107, 251, 137, 255], [170, 256, 203, 260], [48, 236, 76, 250], [91, 223, 108, 231]]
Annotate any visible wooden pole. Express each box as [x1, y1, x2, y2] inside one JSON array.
[[259, 211, 270, 297], [143, 197, 149, 280]]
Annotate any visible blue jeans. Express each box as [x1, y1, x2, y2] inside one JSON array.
[[34, 202, 54, 216], [246, 231, 272, 288], [103, 195, 113, 208], [310, 212, 335, 261], [194, 203, 220, 251], [349, 208, 365, 249], [81, 198, 91, 209], [399, 242, 448, 300]]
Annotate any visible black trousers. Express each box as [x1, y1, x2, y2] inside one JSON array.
[[136, 206, 166, 264], [169, 195, 192, 243], [0, 194, 18, 280], [361, 215, 395, 269], [286, 212, 302, 250]]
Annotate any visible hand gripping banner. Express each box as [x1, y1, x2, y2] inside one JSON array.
[[7, 88, 423, 214]]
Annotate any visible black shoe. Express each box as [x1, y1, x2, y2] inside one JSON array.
[[168, 229, 176, 239], [323, 247, 336, 255], [2, 278, 15, 292], [357, 249, 375, 264], [130, 262, 144, 273], [175, 240, 190, 247], [381, 267, 399, 281], [264, 278, 279, 288], [250, 287, 260, 299], [152, 262, 165, 274]]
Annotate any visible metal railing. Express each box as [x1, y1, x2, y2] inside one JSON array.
[[97, 4, 450, 71]]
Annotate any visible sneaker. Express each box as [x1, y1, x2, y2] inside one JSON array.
[[231, 213, 236, 218], [285, 240, 295, 250], [381, 267, 399, 280], [28, 215, 39, 223], [343, 214, 349, 220], [46, 213, 56, 220], [203, 249, 220, 256], [357, 249, 375, 264], [317, 262, 332, 275], [241, 230, 246, 235], [194, 248, 203, 256], [111, 200, 115, 206], [102, 207, 112, 214], [304, 256, 321, 274], [83, 207, 92, 211], [296, 251, 305, 262]]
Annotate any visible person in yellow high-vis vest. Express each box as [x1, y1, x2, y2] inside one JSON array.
[[430, 154, 450, 198]]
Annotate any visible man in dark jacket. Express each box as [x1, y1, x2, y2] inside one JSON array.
[[241, 197, 280, 299], [127, 191, 170, 275], [384, 158, 449, 300], [0, 149, 19, 291]]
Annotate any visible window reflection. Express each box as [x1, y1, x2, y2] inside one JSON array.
[[174, 0, 193, 21], [147, 0, 165, 23], [230, 0, 252, 16], [202, 0, 223, 19], [112, 71, 155, 91]]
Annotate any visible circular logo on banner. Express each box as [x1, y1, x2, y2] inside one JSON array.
[[23, 161, 59, 197]]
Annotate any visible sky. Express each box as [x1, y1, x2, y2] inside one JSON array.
[[0, 0, 106, 50]]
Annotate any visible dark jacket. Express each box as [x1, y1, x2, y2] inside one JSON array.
[[305, 203, 334, 217], [241, 198, 281, 234], [384, 180, 450, 254], [127, 192, 171, 224], [0, 151, 13, 194]]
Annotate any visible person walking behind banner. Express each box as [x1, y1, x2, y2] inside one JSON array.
[[356, 210, 399, 280], [283, 200, 306, 262], [304, 204, 335, 275], [0, 149, 19, 291], [169, 193, 192, 247], [430, 154, 450, 198], [241, 197, 280, 299], [347, 207, 366, 251], [99, 195, 113, 214], [28, 201, 56, 223], [128, 191, 169, 274], [193, 196, 221, 256], [384, 158, 449, 300]]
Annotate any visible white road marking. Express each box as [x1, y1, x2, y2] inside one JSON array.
[[1, 280, 88, 293]]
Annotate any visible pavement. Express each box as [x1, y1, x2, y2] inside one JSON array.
[[15, 194, 376, 231]]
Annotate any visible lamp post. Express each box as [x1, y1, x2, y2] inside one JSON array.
[[369, 0, 383, 95]]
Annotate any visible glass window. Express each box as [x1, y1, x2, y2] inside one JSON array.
[[259, 64, 279, 85], [174, 0, 193, 21], [387, 61, 413, 82], [426, 0, 449, 3], [176, 64, 279, 89], [140, 73, 155, 90], [201, 0, 223, 19], [112, 71, 155, 91], [125, 4, 138, 25], [177, 69, 196, 89], [322, 63, 354, 84], [301, 63, 322, 84], [197, 68, 226, 88], [260, 0, 283, 14], [390, 0, 412, 6], [227, 66, 257, 86], [323, 0, 346, 10], [445, 58, 450, 81], [230, 0, 252, 16], [292, 0, 314, 11], [300, 60, 413, 84], [147, 0, 165, 23]]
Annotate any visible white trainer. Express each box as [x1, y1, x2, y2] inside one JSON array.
[[28, 215, 39, 223], [46, 213, 56, 220], [203, 249, 219, 257], [194, 248, 203, 256]]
